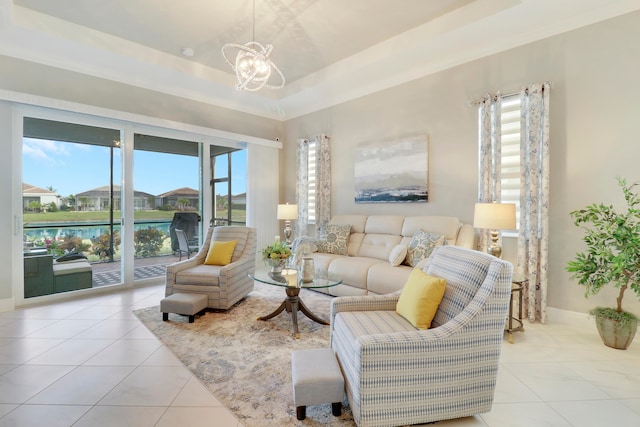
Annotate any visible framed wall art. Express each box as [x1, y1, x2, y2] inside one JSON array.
[[354, 135, 428, 203]]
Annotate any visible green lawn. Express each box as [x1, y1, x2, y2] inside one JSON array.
[[24, 209, 246, 224], [24, 210, 176, 223]]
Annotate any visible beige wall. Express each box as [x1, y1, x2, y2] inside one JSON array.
[[282, 11, 640, 317], [2, 11, 640, 316]]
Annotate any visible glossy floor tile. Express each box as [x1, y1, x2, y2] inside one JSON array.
[[0, 281, 639, 426]]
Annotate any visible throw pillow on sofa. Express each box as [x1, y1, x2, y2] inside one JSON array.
[[405, 230, 445, 267], [396, 268, 446, 329], [389, 244, 408, 266], [317, 224, 351, 255]]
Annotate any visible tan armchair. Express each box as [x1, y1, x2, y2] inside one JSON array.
[[165, 226, 256, 310]]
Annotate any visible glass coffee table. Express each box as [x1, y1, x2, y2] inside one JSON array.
[[249, 267, 342, 338]]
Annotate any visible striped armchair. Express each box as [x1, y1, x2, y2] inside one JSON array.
[[330, 245, 513, 427], [165, 226, 256, 310]]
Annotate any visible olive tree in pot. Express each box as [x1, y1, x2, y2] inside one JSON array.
[[566, 177, 640, 350]]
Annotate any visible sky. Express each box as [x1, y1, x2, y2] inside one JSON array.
[[22, 138, 247, 197]]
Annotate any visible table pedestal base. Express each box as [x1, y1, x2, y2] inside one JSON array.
[[258, 287, 328, 338]]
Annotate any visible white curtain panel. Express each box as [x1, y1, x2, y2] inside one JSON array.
[[516, 82, 551, 323], [477, 94, 502, 252]]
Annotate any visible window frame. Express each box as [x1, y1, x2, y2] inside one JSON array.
[[499, 95, 521, 236]]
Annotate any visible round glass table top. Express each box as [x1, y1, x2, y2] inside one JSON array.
[[249, 267, 342, 289]]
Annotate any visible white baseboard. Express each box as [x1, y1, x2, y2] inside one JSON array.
[[547, 306, 593, 328], [0, 297, 15, 313]]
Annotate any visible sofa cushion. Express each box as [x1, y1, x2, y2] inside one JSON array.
[[175, 264, 222, 286], [405, 231, 445, 267], [396, 268, 446, 329], [359, 234, 403, 260], [327, 256, 381, 291], [366, 263, 413, 295], [317, 224, 351, 255], [388, 244, 408, 266], [402, 216, 461, 245], [364, 215, 405, 235]]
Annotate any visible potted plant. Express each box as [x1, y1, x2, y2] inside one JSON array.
[[566, 177, 640, 349], [261, 240, 292, 274]]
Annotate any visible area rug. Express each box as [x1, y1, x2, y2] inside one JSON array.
[[133, 282, 355, 427]]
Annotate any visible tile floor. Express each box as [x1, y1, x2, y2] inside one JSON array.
[[0, 280, 639, 427]]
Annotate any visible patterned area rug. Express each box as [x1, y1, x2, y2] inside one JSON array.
[[133, 282, 355, 427]]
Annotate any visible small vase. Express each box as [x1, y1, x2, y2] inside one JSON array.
[[266, 258, 286, 274]]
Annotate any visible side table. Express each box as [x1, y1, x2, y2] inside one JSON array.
[[506, 277, 527, 343]]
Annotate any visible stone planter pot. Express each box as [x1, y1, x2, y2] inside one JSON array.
[[594, 313, 638, 350]]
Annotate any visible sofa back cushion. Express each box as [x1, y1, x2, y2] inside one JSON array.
[[358, 234, 403, 260], [364, 215, 405, 235], [401, 216, 462, 245], [354, 215, 403, 260]]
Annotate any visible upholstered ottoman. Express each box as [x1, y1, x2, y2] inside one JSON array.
[[291, 348, 344, 421], [160, 293, 208, 323]]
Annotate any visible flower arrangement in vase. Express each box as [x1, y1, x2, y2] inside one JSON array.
[[261, 240, 292, 273]]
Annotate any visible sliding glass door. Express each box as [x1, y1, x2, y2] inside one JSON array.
[[20, 112, 251, 302], [133, 134, 201, 278], [22, 117, 122, 297]]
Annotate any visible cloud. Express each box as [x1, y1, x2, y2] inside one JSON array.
[[23, 138, 71, 165]]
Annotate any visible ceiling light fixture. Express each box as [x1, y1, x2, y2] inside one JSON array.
[[221, 0, 285, 91]]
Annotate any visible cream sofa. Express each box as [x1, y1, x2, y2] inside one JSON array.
[[306, 215, 475, 296]]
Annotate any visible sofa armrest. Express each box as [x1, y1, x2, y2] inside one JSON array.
[[455, 223, 476, 249]]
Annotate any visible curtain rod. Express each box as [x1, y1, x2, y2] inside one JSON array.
[[469, 81, 552, 106]]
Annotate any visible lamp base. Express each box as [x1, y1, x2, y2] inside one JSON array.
[[487, 230, 502, 258], [487, 242, 502, 258], [283, 221, 293, 245]]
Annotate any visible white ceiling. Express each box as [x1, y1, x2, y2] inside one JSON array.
[[3, 0, 640, 120]]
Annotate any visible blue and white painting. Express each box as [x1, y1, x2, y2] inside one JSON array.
[[354, 136, 428, 203]]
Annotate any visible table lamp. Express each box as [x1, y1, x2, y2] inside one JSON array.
[[473, 202, 516, 258], [277, 203, 298, 245]]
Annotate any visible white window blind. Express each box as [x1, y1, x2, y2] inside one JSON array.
[[500, 96, 521, 232], [307, 139, 317, 224]]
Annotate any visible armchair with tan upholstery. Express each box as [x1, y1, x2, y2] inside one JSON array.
[[330, 245, 513, 427], [165, 226, 257, 310]]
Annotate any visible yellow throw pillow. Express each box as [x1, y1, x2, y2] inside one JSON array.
[[396, 268, 446, 329], [204, 240, 237, 266]]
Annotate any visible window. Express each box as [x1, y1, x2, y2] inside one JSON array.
[[212, 149, 247, 226], [307, 139, 317, 224], [500, 95, 521, 232]]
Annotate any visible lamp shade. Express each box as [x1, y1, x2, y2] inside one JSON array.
[[473, 203, 516, 230], [277, 204, 298, 220]]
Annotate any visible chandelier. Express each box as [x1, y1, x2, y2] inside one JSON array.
[[221, 0, 285, 91]]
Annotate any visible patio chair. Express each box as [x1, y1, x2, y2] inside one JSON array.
[[175, 228, 198, 261]]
